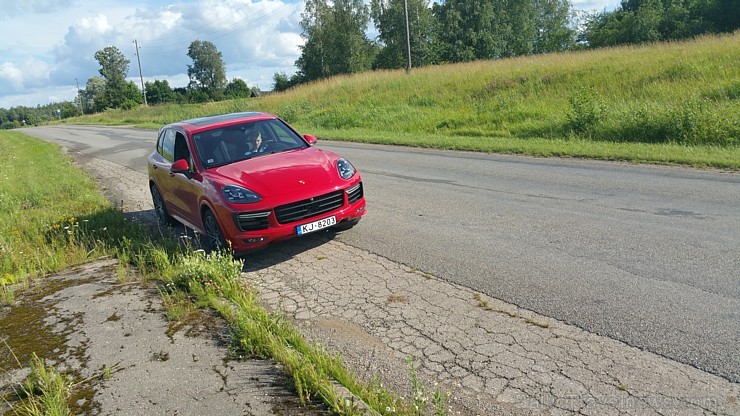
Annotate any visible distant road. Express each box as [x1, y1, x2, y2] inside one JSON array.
[[21, 125, 740, 382]]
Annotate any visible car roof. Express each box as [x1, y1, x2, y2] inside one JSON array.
[[166, 112, 277, 133]]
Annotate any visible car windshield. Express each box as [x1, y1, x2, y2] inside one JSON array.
[[193, 119, 309, 169]]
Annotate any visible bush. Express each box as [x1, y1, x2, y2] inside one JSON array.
[[567, 87, 605, 134]]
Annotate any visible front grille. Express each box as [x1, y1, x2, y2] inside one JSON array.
[[236, 211, 270, 231], [275, 190, 344, 224], [347, 182, 363, 204]]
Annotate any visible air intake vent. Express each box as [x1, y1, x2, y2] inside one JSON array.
[[347, 182, 363, 204], [275, 190, 344, 224], [236, 211, 270, 231]]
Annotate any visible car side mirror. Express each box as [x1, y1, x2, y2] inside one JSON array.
[[171, 159, 190, 175], [304, 134, 318, 146]]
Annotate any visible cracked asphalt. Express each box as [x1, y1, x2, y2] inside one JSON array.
[[4, 145, 738, 415], [1, 259, 328, 416]]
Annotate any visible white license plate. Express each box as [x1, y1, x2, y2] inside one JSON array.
[[296, 216, 336, 235]]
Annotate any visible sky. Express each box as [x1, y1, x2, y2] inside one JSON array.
[[0, 0, 621, 109]]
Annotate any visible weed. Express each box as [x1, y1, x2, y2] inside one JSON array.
[[498, 308, 518, 318], [524, 317, 550, 329], [14, 353, 73, 416], [387, 295, 409, 303], [473, 293, 493, 311], [567, 86, 605, 134]]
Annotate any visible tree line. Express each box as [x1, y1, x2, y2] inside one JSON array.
[[274, 0, 738, 90], [1, 39, 254, 127], [83, 40, 258, 114]]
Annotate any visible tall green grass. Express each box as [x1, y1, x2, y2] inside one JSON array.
[[64, 33, 740, 168], [0, 131, 144, 293]]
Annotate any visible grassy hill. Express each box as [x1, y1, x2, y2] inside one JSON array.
[[66, 32, 740, 169]]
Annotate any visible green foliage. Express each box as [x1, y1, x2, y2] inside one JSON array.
[[93, 46, 140, 110], [60, 33, 740, 169], [224, 78, 252, 99], [273, 71, 304, 92], [187, 40, 228, 99], [583, 0, 739, 48], [371, 0, 437, 69], [567, 87, 605, 134], [432, 0, 574, 62], [15, 353, 73, 416], [297, 0, 374, 82], [145, 79, 176, 104]]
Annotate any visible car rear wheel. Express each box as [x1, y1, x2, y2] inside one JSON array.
[[150, 184, 172, 227], [203, 210, 228, 252]]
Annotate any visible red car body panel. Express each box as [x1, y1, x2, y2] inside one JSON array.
[[147, 112, 366, 253]]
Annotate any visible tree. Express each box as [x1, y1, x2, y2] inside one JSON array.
[[187, 40, 227, 100], [371, 0, 437, 69], [296, 0, 373, 82], [273, 71, 303, 92], [94, 46, 134, 110], [581, 0, 738, 48], [60, 101, 81, 118], [145, 80, 175, 104], [224, 78, 251, 99], [533, 0, 575, 53], [84, 76, 107, 113], [433, 0, 573, 62]]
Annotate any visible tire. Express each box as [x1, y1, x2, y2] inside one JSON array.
[[203, 210, 228, 252], [150, 184, 173, 227]]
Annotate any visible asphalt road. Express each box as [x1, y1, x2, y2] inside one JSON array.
[[20, 125, 740, 383]]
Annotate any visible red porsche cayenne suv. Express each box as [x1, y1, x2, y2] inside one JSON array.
[[147, 112, 366, 253]]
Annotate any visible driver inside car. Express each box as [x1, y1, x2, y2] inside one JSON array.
[[244, 129, 264, 156]]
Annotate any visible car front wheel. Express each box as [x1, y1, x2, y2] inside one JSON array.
[[203, 210, 228, 252]]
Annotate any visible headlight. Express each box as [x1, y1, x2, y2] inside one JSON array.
[[337, 158, 356, 180], [222, 185, 261, 204]]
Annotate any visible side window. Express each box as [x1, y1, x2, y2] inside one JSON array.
[[160, 129, 175, 162], [173, 132, 190, 163], [156, 130, 166, 155], [268, 120, 304, 147], [271, 123, 292, 142]]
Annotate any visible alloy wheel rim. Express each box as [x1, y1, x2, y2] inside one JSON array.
[[152, 188, 166, 225], [205, 214, 224, 250]]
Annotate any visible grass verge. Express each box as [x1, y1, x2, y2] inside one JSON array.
[[1, 131, 447, 415]]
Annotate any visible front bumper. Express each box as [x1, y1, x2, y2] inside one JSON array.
[[216, 184, 367, 253]]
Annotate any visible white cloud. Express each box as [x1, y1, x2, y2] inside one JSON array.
[[0, 57, 51, 93]]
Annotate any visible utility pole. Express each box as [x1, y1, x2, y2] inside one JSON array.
[[133, 39, 148, 106], [403, 0, 412, 73], [75, 77, 84, 115]]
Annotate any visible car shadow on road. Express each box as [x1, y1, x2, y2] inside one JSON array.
[[240, 230, 342, 272], [134, 208, 345, 273]]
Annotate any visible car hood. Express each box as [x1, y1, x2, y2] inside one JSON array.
[[209, 147, 342, 197]]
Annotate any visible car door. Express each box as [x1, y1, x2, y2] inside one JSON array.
[[150, 129, 182, 217], [168, 131, 202, 226]]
